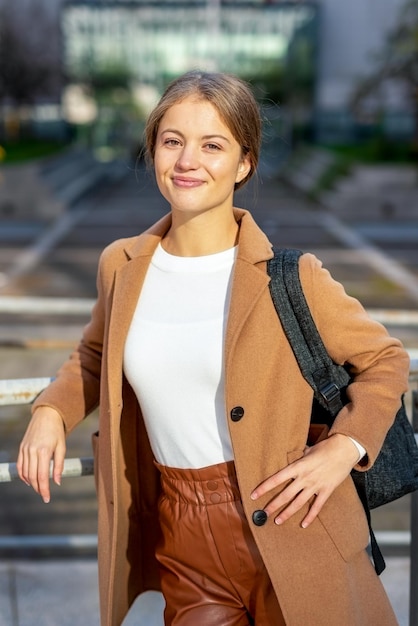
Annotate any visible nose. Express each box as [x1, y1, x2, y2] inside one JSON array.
[[175, 144, 199, 171]]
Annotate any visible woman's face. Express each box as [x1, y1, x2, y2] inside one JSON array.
[[154, 96, 251, 217]]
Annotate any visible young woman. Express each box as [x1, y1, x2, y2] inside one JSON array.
[[17, 70, 409, 626]]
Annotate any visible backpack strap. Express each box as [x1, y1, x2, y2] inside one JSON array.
[[267, 248, 350, 417], [267, 247, 386, 575]]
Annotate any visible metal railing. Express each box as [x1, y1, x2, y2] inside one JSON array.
[[1, 297, 418, 624]]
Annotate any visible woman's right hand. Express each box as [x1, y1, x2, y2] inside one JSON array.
[[16, 407, 66, 503]]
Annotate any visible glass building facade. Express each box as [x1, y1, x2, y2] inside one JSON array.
[[62, 1, 318, 107]]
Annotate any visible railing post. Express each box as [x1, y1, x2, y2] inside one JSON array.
[[410, 389, 418, 626]]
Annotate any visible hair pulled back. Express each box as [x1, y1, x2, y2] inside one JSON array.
[[144, 70, 261, 190]]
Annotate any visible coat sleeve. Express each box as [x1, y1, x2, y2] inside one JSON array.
[[31, 245, 113, 434], [298, 253, 410, 470]]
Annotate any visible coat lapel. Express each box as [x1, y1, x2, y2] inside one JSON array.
[[106, 213, 172, 429], [107, 258, 150, 411], [225, 259, 271, 370], [225, 210, 274, 369]]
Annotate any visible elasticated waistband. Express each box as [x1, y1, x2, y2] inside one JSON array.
[[155, 460, 241, 506]]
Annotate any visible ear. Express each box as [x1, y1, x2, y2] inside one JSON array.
[[235, 153, 252, 184]]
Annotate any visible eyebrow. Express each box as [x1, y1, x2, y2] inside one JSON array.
[[160, 129, 231, 144]]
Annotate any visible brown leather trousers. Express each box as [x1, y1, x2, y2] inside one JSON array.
[[155, 460, 285, 626]]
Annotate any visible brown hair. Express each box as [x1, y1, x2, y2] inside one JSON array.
[[144, 70, 261, 190]]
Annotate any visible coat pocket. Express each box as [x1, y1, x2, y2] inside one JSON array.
[[316, 474, 370, 562], [286, 447, 370, 562]]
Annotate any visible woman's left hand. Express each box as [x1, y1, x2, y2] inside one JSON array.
[[250, 434, 361, 528]]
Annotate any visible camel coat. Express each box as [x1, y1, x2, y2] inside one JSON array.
[[33, 209, 410, 626]]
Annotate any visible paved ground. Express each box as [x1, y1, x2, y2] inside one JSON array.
[[0, 556, 411, 626]]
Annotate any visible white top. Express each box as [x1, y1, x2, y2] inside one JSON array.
[[123, 243, 237, 468]]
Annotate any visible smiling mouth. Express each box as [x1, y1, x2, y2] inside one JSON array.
[[173, 177, 204, 188]]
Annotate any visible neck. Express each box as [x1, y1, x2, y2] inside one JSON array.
[[162, 209, 240, 257]]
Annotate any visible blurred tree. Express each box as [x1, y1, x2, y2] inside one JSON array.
[[350, 0, 418, 155], [0, 0, 61, 139]]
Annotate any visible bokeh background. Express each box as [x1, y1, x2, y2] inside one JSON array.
[[0, 3, 417, 622]]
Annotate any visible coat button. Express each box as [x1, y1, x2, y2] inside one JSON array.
[[252, 510, 267, 526], [230, 406, 244, 422]]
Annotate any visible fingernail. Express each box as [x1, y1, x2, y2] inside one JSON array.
[[43, 497, 50, 504], [275, 517, 283, 526], [250, 492, 257, 500], [301, 522, 308, 528]]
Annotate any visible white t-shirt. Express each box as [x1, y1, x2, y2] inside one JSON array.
[[123, 243, 237, 468]]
